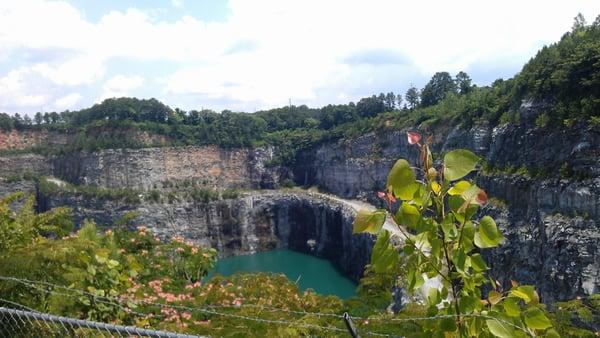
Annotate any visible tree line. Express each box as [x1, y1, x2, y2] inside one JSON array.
[[0, 14, 598, 155]]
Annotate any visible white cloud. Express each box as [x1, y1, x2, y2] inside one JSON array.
[[0, 0, 599, 113], [0, 67, 50, 111], [54, 93, 82, 110], [99, 74, 144, 101], [171, 0, 183, 8]]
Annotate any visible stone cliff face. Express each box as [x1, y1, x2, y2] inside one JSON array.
[[0, 129, 170, 152], [39, 191, 373, 282], [294, 130, 420, 200], [292, 104, 600, 301], [53, 146, 282, 190], [0, 129, 68, 151], [0, 154, 53, 178]]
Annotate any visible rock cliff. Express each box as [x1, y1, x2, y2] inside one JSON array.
[[292, 105, 599, 301], [1, 101, 598, 301], [52, 145, 282, 190], [39, 190, 373, 282]]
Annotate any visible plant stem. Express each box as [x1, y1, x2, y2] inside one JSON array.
[[438, 196, 464, 336]]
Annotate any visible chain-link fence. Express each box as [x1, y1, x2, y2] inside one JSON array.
[[0, 306, 204, 338]]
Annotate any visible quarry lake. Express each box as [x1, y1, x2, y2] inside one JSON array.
[[206, 249, 357, 299]]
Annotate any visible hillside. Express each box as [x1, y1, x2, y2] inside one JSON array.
[[1, 18, 599, 164]]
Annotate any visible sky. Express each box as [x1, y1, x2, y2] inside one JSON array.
[[0, 1, 598, 115]]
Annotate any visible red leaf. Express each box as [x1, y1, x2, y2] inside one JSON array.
[[476, 189, 488, 205], [407, 131, 421, 145], [386, 191, 397, 203]]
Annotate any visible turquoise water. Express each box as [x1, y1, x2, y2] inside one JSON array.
[[206, 249, 357, 299]]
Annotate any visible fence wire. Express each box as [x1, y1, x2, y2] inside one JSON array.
[[0, 306, 204, 338], [0, 275, 533, 337]]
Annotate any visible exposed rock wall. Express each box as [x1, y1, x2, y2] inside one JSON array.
[[293, 130, 420, 200], [292, 105, 600, 301], [53, 146, 282, 190], [0, 154, 53, 178], [0, 129, 170, 152], [0, 129, 68, 151], [40, 191, 373, 282]]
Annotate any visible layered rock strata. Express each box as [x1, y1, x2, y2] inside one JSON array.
[[40, 190, 373, 282]]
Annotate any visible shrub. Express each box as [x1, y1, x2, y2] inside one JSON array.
[[221, 189, 239, 200], [535, 113, 550, 128], [146, 189, 161, 203], [353, 131, 556, 336], [281, 179, 296, 188], [190, 188, 217, 203]]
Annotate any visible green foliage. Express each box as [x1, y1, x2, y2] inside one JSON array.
[[443, 149, 481, 181], [146, 189, 162, 203], [221, 188, 239, 200], [0, 192, 72, 254], [352, 209, 386, 235], [386, 159, 417, 199], [353, 134, 554, 337], [513, 16, 600, 122], [549, 294, 600, 336], [0, 199, 218, 325], [280, 179, 296, 188], [370, 230, 399, 274], [535, 113, 550, 128], [421, 72, 458, 107], [189, 188, 218, 203], [39, 178, 142, 204]]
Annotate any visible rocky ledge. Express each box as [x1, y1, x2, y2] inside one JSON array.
[[39, 190, 374, 282]]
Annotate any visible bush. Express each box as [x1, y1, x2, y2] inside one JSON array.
[[281, 179, 296, 188], [190, 188, 218, 203], [221, 189, 239, 200], [146, 189, 161, 203], [535, 112, 550, 128]]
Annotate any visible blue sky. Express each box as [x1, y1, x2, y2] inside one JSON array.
[[0, 0, 598, 114]]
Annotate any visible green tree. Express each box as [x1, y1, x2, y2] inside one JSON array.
[[455, 71, 472, 94], [0, 193, 73, 254], [357, 95, 386, 118], [34, 112, 43, 125], [421, 71, 457, 107], [405, 86, 420, 109], [396, 93, 403, 108], [572, 13, 586, 31], [385, 92, 397, 110]]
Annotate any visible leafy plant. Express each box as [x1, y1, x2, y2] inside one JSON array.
[[535, 113, 550, 128], [353, 131, 555, 337]]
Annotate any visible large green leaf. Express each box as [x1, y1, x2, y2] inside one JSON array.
[[407, 268, 424, 290], [352, 209, 386, 234], [523, 308, 552, 330], [370, 230, 399, 274], [447, 180, 471, 196], [474, 216, 504, 248], [509, 286, 539, 305], [486, 319, 516, 338], [503, 297, 521, 317], [470, 253, 488, 271], [459, 294, 478, 314], [386, 159, 417, 200], [394, 203, 420, 228], [443, 149, 480, 181]]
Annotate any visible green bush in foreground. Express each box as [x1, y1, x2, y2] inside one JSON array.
[[354, 131, 557, 337]]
